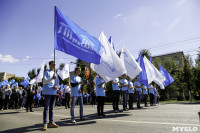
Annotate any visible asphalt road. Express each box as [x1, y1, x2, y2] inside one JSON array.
[[0, 103, 200, 133]]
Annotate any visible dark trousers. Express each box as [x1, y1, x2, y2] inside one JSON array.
[[128, 93, 134, 109], [4, 95, 10, 109], [150, 93, 154, 105], [97, 96, 105, 116], [26, 94, 33, 111], [65, 93, 70, 108], [0, 99, 2, 110], [14, 98, 19, 109], [43, 95, 56, 124], [90, 92, 96, 105], [122, 91, 128, 110], [136, 91, 142, 108], [113, 90, 120, 111], [144, 94, 148, 106], [1, 99, 5, 109]]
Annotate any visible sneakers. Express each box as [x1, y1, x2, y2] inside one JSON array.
[[48, 122, 59, 128], [72, 119, 76, 124], [42, 124, 47, 131]]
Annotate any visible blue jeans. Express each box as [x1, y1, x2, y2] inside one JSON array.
[[122, 91, 128, 110], [43, 95, 56, 124], [136, 91, 142, 108], [71, 96, 83, 120]]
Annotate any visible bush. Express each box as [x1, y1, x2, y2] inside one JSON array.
[[177, 96, 184, 101]]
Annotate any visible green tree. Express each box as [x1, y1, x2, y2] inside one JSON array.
[[193, 48, 200, 99], [183, 55, 195, 102], [159, 58, 179, 100], [28, 69, 36, 79], [195, 47, 200, 66], [141, 49, 151, 59]]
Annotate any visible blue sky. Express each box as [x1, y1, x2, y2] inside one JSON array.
[[0, 0, 200, 78]]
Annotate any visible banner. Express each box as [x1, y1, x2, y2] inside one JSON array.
[[29, 61, 45, 84], [120, 45, 142, 79], [143, 56, 156, 86], [159, 65, 174, 87], [54, 6, 102, 64], [143, 56, 166, 89], [91, 31, 126, 83], [57, 64, 70, 80]]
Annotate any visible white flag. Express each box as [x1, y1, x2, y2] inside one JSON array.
[[143, 56, 166, 89], [143, 56, 156, 84], [120, 45, 142, 79], [151, 64, 166, 89], [90, 31, 126, 83], [29, 60, 45, 84], [57, 64, 70, 80]]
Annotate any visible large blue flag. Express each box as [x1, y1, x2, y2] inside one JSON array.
[[54, 7, 102, 64], [159, 65, 174, 86], [137, 52, 148, 86]]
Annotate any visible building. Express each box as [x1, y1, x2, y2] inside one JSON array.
[[152, 51, 184, 69], [0, 72, 15, 81]]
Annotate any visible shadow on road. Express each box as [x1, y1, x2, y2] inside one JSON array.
[[0, 111, 20, 115]]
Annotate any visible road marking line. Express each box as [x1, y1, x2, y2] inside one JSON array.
[[31, 112, 200, 127], [97, 119, 200, 127]]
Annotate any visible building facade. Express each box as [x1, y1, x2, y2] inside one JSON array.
[[0, 72, 15, 81], [152, 51, 184, 69]]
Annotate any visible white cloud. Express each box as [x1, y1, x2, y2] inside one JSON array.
[[175, 0, 187, 9], [22, 56, 30, 61], [0, 54, 19, 63], [167, 17, 181, 31], [114, 13, 123, 19]]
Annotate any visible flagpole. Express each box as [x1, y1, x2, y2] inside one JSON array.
[[54, 6, 56, 73], [69, 65, 71, 87]]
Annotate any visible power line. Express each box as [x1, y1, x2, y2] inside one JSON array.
[[130, 36, 200, 54]]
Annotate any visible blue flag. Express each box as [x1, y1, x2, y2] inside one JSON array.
[[54, 7, 102, 64], [12, 82, 18, 88], [149, 57, 152, 63], [137, 52, 148, 86], [20, 78, 29, 88], [108, 36, 116, 51], [10, 79, 15, 84], [159, 65, 174, 86]]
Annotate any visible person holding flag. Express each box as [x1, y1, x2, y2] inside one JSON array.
[[121, 74, 129, 111], [64, 82, 71, 109], [148, 83, 154, 106], [25, 84, 35, 112], [143, 85, 148, 107], [112, 77, 120, 113], [134, 76, 143, 109], [95, 74, 106, 118], [128, 77, 134, 110], [153, 84, 159, 106], [42, 61, 59, 131], [70, 67, 85, 124]]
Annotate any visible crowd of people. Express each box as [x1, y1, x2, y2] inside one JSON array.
[[0, 61, 160, 131]]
